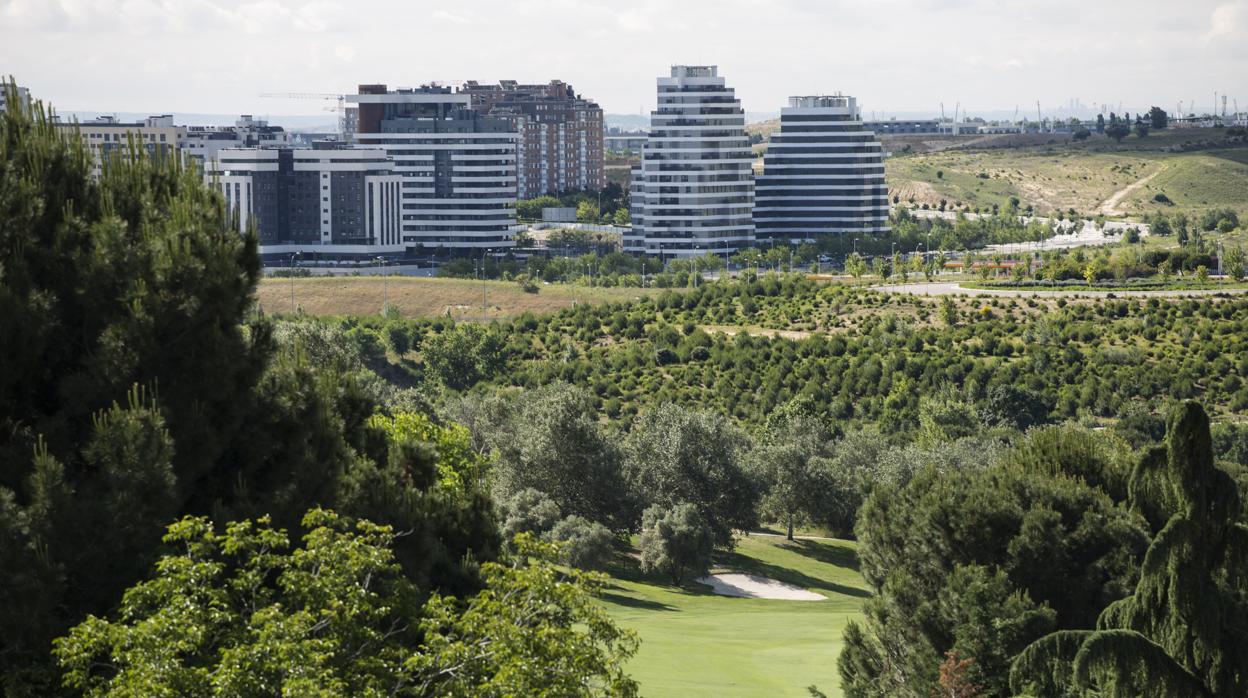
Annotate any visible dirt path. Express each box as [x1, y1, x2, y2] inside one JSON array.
[[1097, 166, 1163, 216]]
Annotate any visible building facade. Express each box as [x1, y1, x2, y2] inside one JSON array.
[[0, 83, 30, 114], [626, 65, 755, 257], [207, 143, 403, 257], [862, 118, 943, 135], [755, 95, 889, 243], [461, 80, 604, 199], [348, 84, 517, 252], [184, 115, 292, 168], [56, 115, 186, 178]]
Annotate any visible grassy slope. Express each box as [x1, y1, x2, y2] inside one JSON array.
[[255, 276, 661, 319], [603, 535, 869, 698], [885, 130, 1248, 219], [1121, 151, 1248, 217]]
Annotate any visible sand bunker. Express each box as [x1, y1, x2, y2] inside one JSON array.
[[696, 573, 826, 601]]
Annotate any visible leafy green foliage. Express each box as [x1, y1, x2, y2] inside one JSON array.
[[638, 503, 714, 585], [498, 488, 562, 540], [54, 509, 421, 697], [53, 515, 636, 698], [409, 534, 639, 697], [753, 412, 837, 540], [547, 515, 617, 571], [1011, 402, 1248, 697], [839, 463, 1149, 698], [624, 404, 758, 545], [481, 383, 629, 528], [421, 322, 507, 390]]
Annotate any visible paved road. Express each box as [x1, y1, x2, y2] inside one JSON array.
[[876, 282, 1248, 298]]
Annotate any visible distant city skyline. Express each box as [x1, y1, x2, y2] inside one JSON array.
[[2, 0, 1245, 119]]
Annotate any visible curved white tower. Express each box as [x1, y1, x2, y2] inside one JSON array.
[[754, 95, 889, 243], [626, 66, 755, 257]]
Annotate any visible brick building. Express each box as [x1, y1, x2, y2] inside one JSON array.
[[461, 80, 604, 199]]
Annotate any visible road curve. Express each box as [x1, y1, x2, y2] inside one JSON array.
[[874, 282, 1248, 298]]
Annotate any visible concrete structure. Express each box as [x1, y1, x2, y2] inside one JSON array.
[[605, 129, 648, 155], [755, 95, 889, 243], [207, 142, 403, 258], [56, 115, 186, 178], [461, 80, 604, 198], [627, 65, 755, 257], [862, 118, 943, 135], [542, 207, 578, 223], [184, 115, 292, 167], [348, 84, 517, 252]]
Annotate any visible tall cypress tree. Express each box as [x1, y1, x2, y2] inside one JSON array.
[[1011, 401, 1248, 697]]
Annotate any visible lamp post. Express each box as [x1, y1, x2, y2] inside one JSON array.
[[288, 251, 301, 313], [375, 256, 388, 312], [482, 248, 491, 323]]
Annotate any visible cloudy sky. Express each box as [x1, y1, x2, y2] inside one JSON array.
[[2, 0, 1245, 119]]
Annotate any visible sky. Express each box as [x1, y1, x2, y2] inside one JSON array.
[[2, 0, 1246, 121]]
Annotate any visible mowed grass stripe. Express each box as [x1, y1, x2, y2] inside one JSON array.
[[603, 535, 869, 697]]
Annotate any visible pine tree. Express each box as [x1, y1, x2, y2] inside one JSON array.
[[1010, 401, 1248, 697]]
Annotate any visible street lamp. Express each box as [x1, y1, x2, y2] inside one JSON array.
[[375, 256, 388, 312], [288, 251, 301, 313], [482, 248, 491, 322]]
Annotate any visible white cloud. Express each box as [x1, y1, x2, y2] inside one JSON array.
[[1204, 1, 1244, 41]]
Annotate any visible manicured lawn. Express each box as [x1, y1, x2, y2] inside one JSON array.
[[601, 535, 869, 697]]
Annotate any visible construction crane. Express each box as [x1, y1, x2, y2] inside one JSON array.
[[260, 92, 347, 135]]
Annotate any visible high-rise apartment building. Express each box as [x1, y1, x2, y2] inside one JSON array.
[[461, 80, 604, 198], [755, 95, 889, 242], [626, 65, 755, 257], [348, 84, 517, 252], [207, 143, 403, 257]]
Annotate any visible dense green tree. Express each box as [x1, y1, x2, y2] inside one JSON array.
[[839, 464, 1149, 698], [547, 515, 617, 571], [753, 413, 836, 540], [638, 503, 714, 585], [1010, 402, 1248, 697], [54, 512, 636, 698], [498, 487, 562, 541], [1148, 106, 1168, 130], [1105, 122, 1131, 143], [54, 509, 421, 697], [0, 89, 268, 687], [411, 534, 639, 697], [422, 322, 507, 390], [484, 383, 629, 528], [624, 404, 758, 545]]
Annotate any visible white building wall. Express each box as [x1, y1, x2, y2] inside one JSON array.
[[631, 65, 755, 257]]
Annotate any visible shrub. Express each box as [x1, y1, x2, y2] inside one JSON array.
[[547, 516, 616, 570], [499, 488, 562, 541], [639, 503, 713, 585]]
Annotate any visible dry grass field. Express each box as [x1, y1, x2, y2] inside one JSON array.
[[255, 275, 663, 319]]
